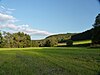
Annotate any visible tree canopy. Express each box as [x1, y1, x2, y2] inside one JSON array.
[[0, 32, 31, 48], [92, 14, 100, 45]]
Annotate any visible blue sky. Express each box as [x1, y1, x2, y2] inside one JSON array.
[[0, 0, 100, 40]]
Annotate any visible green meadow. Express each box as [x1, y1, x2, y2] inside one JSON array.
[[0, 47, 100, 75], [73, 40, 92, 45], [58, 40, 92, 47]]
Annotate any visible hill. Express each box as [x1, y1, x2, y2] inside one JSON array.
[[71, 29, 93, 41], [31, 29, 93, 47], [46, 33, 76, 43], [31, 33, 76, 47]]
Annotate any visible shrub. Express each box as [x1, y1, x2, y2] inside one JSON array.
[[66, 40, 73, 46], [44, 38, 58, 47]]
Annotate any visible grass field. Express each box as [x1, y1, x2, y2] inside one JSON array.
[[58, 40, 92, 46], [73, 40, 92, 45], [0, 47, 100, 75]]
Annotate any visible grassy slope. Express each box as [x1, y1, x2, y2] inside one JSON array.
[[0, 47, 100, 75], [73, 40, 92, 45], [58, 40, 92, 46]]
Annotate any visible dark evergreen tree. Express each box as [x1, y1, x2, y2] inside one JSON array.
[[66, 40, 73, 46], [92, 14, 100, 46], [0, 31, 3, 47]]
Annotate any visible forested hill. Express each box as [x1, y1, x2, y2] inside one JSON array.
[[31, 33, 76, 47], [71, 29, 93, 41], [45, 28, 93, 43], [46, 33, 76, 43], [0, 29, 93, 48]]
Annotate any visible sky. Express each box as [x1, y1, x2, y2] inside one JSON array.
[[0, 0, 100, 40]]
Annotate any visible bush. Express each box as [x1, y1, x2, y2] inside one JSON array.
[[92, 26, 100, 44], [66, 40, 73, 46], [31, 41, 39, 47], [44, 38, 58, 47]]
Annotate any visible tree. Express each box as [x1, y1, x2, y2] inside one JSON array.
[[92, 26, 100, 44], [3, 32, 13, 48], [0, 31, 3, 47], [92, 14, 100, 45], [44, 38, 58, 47], [1, 32, 31, 48], [93, 14, 100, 27], [31, 41, 39, 47], [66, 40, 73, 46], [12, 32, 31, 48]]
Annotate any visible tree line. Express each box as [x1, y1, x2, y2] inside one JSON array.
[[0, 31, 74, 48], [0, 32, 31, 48], [0, 31, 59, 48]]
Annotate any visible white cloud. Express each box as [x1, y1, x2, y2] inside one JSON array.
[[0, 5, 52, 37], [7, 8, 15, 11], [0, 13, 51, 36], [0, 24, 52, 36], [1, 5, 5, 9], [5, 11, 12, 14], [0, 13, 16, 23], [0, 5, 15, 14]]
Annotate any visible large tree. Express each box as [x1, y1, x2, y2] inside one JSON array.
[[0, 31, 3, 47], [44, 37, 58, 47], [12, 32, 31, 48], [92, 14, 100, 45]]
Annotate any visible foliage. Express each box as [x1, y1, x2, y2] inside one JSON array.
[[44, 37, 58, 47], [66, 40, 73, 46], [31, 40, 40, 47], [71, 29, 93, 41], [0, 31, 31, 48], [92, 14, 100, 46], [46, 33, 75, 43], [93, 14, 100, 27], [0, 31, 3, 47], [0, 31, 76, 47], [12, 32, 31, 48], [92, 26, 100, 44], [70, 14, 100, 47]]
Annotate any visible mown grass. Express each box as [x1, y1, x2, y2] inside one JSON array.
[[0, 47, 100, 75], [57, 40, 92, 47], [73, 40, 92, 45]]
